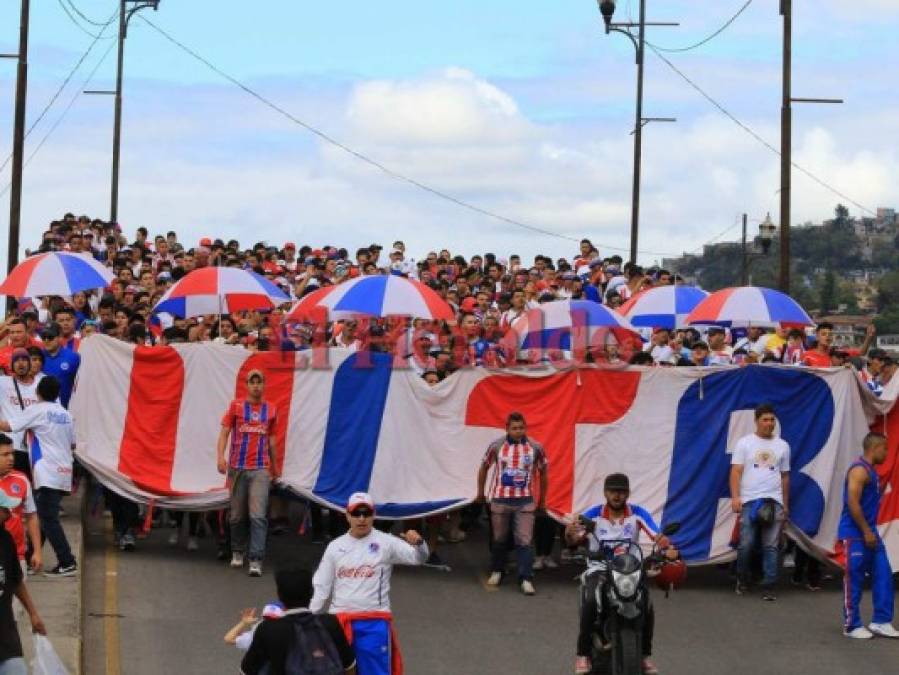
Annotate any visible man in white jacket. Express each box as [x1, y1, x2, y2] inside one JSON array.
[[311, 492, 427, 675]]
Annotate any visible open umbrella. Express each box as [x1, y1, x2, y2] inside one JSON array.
[[620, 285, 709, 330], [686, 286, 813, 328], [0, 252, 114, 297], [286, 275, 454, 321], [515, 299, 639, 351], [152, 267, 290, 318]]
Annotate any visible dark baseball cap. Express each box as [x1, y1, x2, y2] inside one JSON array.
[[41, 323, 61, 340], [604, 473, 630, 491]]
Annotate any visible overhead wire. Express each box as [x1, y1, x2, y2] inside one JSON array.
[[646, 43, 876, 217], [646, 0, 754, 53], [0, 40, 117, 200], [136, 15, 678, 257], [0, 8, 118, 176], [55, 0, 116, 40], [64, 0, 114, 27]]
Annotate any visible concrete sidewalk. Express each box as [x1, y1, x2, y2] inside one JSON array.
[[19, 492, 84, 675]]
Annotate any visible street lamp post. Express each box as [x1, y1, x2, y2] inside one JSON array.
[[741, 212, 777, 286], [87, 1, 160, 228], [595, 0, 677, 264]]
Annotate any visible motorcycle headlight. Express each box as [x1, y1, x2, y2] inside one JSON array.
[[612, 570, 639, 598]]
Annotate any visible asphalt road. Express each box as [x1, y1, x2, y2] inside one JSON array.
[[83, 504, 899, 675]]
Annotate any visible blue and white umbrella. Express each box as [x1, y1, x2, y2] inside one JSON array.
[[620, 285, 709, 330], [514, 300, 638, 351], [0, 251, 114, 297]]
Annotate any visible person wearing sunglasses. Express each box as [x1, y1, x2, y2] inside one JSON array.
[[310, 492, 427, 675]]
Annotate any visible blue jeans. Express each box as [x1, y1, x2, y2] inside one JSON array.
[[842, 537, 894, 631], [35, 487, 75, 568], [489, 499, 536, 581], [228, 469, 270, 561], [736, 500, 783, 587], [0, 657, 27, 674]]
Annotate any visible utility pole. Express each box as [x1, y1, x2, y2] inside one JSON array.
[[779, 0, 791, 294], [779, 0, 842, 295], [4, 0, 30, 278], [110, 0, 126, 227], [741, 213, 748, 286]]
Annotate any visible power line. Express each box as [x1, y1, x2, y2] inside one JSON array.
[[0, 8, 117, 176], [647, 0, 754, 53], [136, 15, 678, 257], [646, 43, 876, 217], [55, 0, 116, 40], [0, 40, 117, 200], [64, 0, 113, 27]]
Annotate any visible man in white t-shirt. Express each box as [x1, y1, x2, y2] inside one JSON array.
[[0, 349, 43, 478], [729, 403, 790, 601], [0, 376, 76, 578], [311, 492, 427, 675]]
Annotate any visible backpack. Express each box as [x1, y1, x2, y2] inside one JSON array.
[[283, 614, 345, 675]]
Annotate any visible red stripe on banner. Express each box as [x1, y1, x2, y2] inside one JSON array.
[[466, 369, 640, 514], [118, 345, 185, 494], [873, 409, 899, 527], [235, 351, 297, 475]]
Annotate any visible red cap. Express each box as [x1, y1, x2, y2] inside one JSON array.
[[311, 249, 324, 258], [199, 237, 212, 247], [460, 297, 477, 313], [284, 242, 296, 250]]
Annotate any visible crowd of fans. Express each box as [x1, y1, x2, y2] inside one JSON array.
[[7, 212, 894, 391]]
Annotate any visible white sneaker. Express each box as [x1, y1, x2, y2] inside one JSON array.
[[533, 556, 546, 571], [187, 536, 199, 552], [248, 561, 263, 577], [844, 626, 874, 639], [521, 579, 536, 595], [230, 552, 244, 568], [486, 571, 502, 587], [869, 623, 899, 638], [167, 531, 178, 546], [543, 556, 559, 569]]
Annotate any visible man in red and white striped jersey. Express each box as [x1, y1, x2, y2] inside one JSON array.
[[476, 412, 548, 596]]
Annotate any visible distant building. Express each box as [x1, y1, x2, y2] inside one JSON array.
[[816, 314, 873, 348]]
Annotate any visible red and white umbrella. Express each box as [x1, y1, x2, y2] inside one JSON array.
[[153, 267, 290, 318], [0, 251, 114, 297], [686, 286, 813, 328], [284, 275, 454, 322]]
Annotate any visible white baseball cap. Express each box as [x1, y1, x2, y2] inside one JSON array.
[[347, 492, 375, 512]]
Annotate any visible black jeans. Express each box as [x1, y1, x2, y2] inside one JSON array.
[[535, 513, 558, 557], [792, 547, 822, 587], [105, 489, 139, 537], [577, 572, 654, 658], [35, 487, 75, 568]]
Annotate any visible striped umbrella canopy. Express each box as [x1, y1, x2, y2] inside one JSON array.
[[283, 285, 333, 323], [0, 252, 114, 297], [515, 299, 639, 351], [153, 267, 290, 318], [285, 275, 455, 321], [620, 285, 709, 330], [686, 286, 813, 328]]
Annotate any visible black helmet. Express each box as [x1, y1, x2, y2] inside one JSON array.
[[604, 473, 630, 492]]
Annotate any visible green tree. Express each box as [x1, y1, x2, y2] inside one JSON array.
[[820, 271, 836, 314]]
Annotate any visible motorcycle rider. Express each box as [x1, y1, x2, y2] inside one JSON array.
[[564, 473, 677, 675]]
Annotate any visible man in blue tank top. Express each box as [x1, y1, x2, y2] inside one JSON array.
[[838, 432, 898, 639]]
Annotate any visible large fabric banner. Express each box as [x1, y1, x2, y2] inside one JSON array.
[[71, 336, 899, 565]]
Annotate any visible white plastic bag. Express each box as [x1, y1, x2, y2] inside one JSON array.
[[31, 634, 70, 675]]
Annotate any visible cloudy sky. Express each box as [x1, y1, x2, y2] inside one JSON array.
[[1, 0, 897, 268]]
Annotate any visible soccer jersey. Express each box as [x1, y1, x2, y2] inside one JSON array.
[[837, 458, 881, 540], [221, 399, 277, 470], [310, 529, 429, 614], [0, 375, 42, 450], [581, 503, 660, 553], [482, 436, 547, 500], [8, 400, 75, 491], [0, 471, 36, 560], [801, 349, 832, 368]]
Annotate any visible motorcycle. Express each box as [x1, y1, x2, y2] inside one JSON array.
[[577, 518, 682, 675]]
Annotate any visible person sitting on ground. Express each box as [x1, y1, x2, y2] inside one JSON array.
[[241, 568, 356, 674]]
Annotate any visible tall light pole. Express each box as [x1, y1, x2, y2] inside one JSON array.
[[87, 1, 160, 227], [596, 0, 677, 264], [778, 0, 841, 294], [3, 0, 30, 280]]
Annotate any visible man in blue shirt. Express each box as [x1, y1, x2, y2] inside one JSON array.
[[838, 432, 898, 639], [39, 324, 80, 408]]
